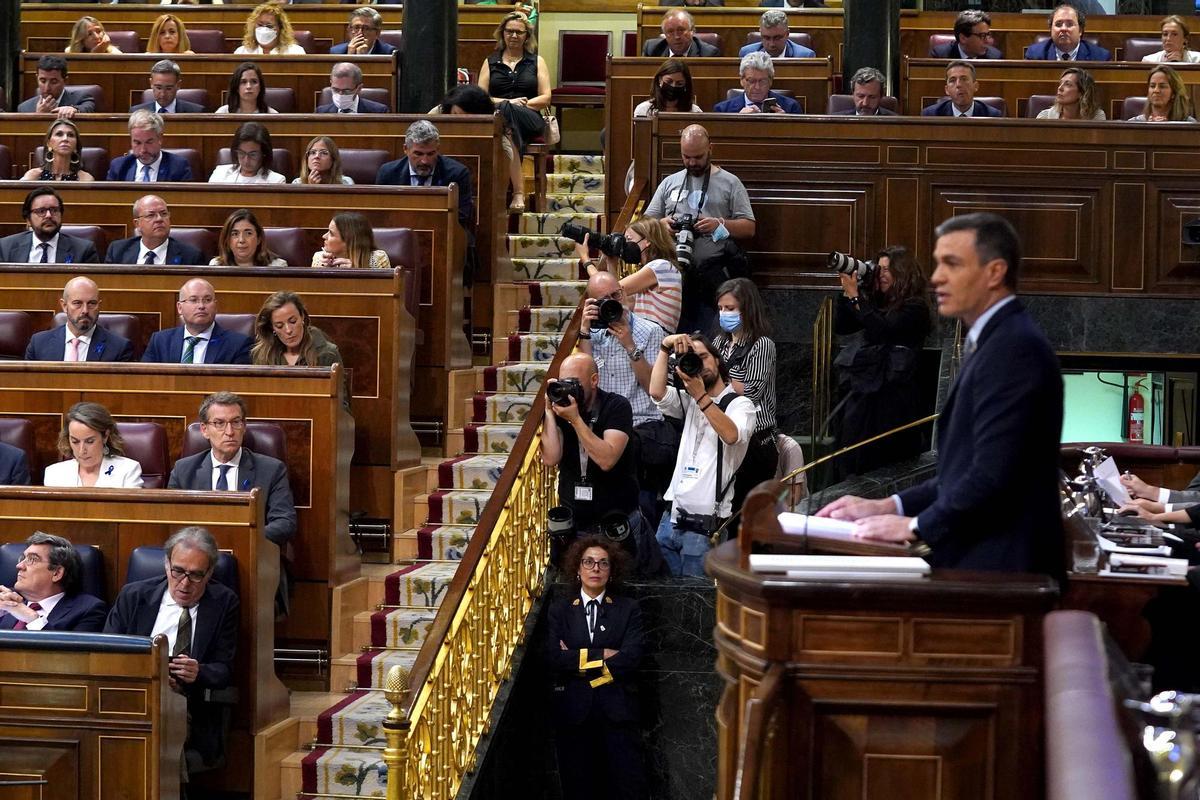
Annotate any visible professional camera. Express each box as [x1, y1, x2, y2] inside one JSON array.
[[546, 377, 586, 408], [561, 222, 641, 263], [675, 508, 718, 534], [587, 297, 624, 331], [672, 214, 696, 268], [827, 251, 876, 284], [668, 349, 703, 378]]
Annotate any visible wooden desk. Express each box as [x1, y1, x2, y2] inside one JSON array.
[[0, 629, 186, 800], [639, 112, 1200, 295], [19, 53, 394, 115], [604, 57, 833, 222]]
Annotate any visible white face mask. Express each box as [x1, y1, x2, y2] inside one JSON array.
[[331, 93, 355, 111], [254, 25, 277, 46]]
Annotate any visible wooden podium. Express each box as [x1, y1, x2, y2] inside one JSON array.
[[708, 486, 1060, 800]]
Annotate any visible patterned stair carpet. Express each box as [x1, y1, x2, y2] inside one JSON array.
[[299, 153, 603, 796]]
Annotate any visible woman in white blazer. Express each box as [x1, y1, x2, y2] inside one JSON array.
[[44, 402, 144, 488]]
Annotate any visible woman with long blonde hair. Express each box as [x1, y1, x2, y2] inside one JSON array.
[[147, 14, 194, 55], [235, 2, 305, 55], [66, 17, 122, 54]]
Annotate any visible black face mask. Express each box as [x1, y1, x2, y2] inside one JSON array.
[[660, 83, 688, 103]]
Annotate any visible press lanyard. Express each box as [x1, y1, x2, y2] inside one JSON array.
[[669, 164, 711, 219]]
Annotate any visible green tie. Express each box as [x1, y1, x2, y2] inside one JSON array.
[[172, 607, 191, 657], [181, 336, 199, 364]]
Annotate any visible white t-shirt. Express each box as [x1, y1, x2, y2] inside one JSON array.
[[633, 100, 702, 118], [214, 105, 280, 114], [656, 385, 755, 519], [208, 164, 287, 184]]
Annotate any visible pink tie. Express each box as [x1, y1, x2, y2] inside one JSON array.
[[66, 338, 79, 362], [12, 602, 41, 631]]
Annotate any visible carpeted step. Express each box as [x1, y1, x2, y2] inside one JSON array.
[[316, 690, 391, 747], [545, 193, 607, 214], [369, 606, 439, 648], [518, 211, 604, 237], [528, 280, 587, 307], [547, 172, 605, 195], [483, 363, 547, 393], [517, 306, 575, 334], [382, 561, 461, 606], [355, 647, 421, 690], [425, 489, 494, 526], [416, 524, 475, 560], [506, 333, 562, 362], [553, 153, 605, 174], [512, 257, 581, 282], [437, 454, 509, 491], [472, 391, 535, 424], [463, 423, 523, 455], [302, 745, 386, 796], [509, 235, 575, 259]]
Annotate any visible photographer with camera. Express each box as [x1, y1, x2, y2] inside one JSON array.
[[649, 332, 756, 577], [644, 124, 755, 334], [831, 246, 932, 478], [541, 353, 660, 575]]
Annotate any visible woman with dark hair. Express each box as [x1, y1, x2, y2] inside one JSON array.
[[209, 121, 286, 184], [634, 59, 701, 118], [712, 277, 778, 515], [1131, 65, 1196, 122], [546, 535, 647, 800], [573, 216, 683, 335], [210, 208, 287, 267], [832, 245, 933, 478], [44, 402, 143, 488], [293, 136, 353, 185], [312, 212, 390, 269], [22, 120, 94, 182], [215, 63, 279, 114], [438, 84, 495, 115], [251, 291, 343, 367], [1038, 67, 1105, 120]]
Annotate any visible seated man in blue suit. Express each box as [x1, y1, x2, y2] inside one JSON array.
[[329, 7, 396, 55], [921, 61, 1001, 117], [142, 279, 252, 365], [0, 187, 100, 264], [106, 111, 193, 183], [0, 532, 107, 631], [105, 195, 205, 266], [714, 51, 803, 114], [1024, 4, 1111, 61], [104, 527, 239, 771], [17, 55, 96, 120], [0, 443, 30, 486], [25, 276, 135, 362], [833, 67, 899, 116], [377, 120, 475, 238], [931, 10, 1002, 59], [316, 62, 389, 113], [130, 60, 206, 114], [818, 213, 1065, 577], [739, 10, 815, 59], [642, 9, 720, 58]]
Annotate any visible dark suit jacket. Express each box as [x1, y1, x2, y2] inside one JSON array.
[[106, 151, 194, 182], [898, 299, 1064, 574], [329, 39, 396, 55], [1024, 39, 1112, 61], [142, 323, 252, 365], [713, 90, 803, 114], [931, 41, 1003, 59], [25, 324, 135, 362], [546, 591, 643, 725], [168, 448, 296, 546], [130, 98, 207, 114], [18, 87, 96, 113], [832, 107, 899, 116], [642, 36, 720, 58], [0, 592, 107, 632], [376, 154, 475, 234], [104, 236, 205, 266], [0, 230, 99, 264], [0, 443, 30, 486], [103, 576, 238, 766], [921, 98, 1002, 117], [315, 97, 390, 114]]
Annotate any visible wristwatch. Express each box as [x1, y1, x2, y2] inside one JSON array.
[[628, 347, 644, 362]]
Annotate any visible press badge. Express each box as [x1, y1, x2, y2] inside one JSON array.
[[681, 465, 701, 483], [575, 483, 594, 502]]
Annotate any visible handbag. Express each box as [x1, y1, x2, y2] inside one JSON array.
[[542, 109, 561, 146]]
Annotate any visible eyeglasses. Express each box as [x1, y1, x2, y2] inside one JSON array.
[[970, 30, 995, 40], [347, 25, 377, 34], [204, 418, 245, 431], [169, 564, 209, 584], [181, 295, 215, 305], [581, 557, 610, 571], [329, 87, 358, 96], [503, 28, 526, 36], [137, 210, 170, 221], [30, 206, 62, 217], [17, 553, 45, 565], [307, 149, 332, 158], [742, 77, 770, 87], [235, 149, 263, 161]]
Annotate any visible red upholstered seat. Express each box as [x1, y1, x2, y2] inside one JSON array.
[[315, 86, 389, 110], [163, 148, 202, 179], [215, 313, 256, 340], [33, 147, 109, 179], [0, 417, 36, 480], [137, 88, 211, 112], [115, 421, 169, 488], [0, 144, 10, 180], [169, 228, 218, 262], [556, 30, 609, 88], [187, 29, 227, 54], [1123, 37, 1161, 62], [0, 312, 32, 360], [623, 31, 638, 57], [263, 228, 317, 267], [292, 30, 320, 54], [1026, 94, 1056, 118], [928, 33, 955, 56], [59, 225, 108, 260], [745, 31, 814, 52], [825, 94, 900, 114], [338, 148, 389, 185], [694, 32, 722, 51], [51, 313, 142, 358], [216, 148, 294, 182], [183, 421, 287, 463], [378, 30, 403, 52], [1121, 96, 1147, 119], [372, 227, 414, 270], [106, 30, 141, 53], [70, 85, 106, 113]]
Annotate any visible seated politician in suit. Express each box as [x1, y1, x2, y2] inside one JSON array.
[[0, 187, 100, 264], [0, 532, 107, 632], [330, 7, 396, 55], [0, 443, 30, 486], [18, 55, 96, 119], [714, 51, 802, 114], [378, 120, 475, 238], [1024, 4, 1111, 61], [143, 278, 252, 365], [739, 10, 815, 59], [105, 195, 205, 266], [104, 527, 239, 771], [44, 402, 144, 488], [834, 67, 899, 116], [921, 61, 1001, 118], [130, 60, 206, 114], [760, 0, 825, 7], [25, 276, 135, 362], [818, 213, 1064, 577], [316, 62, 389, 113], [643, 9, 719, 58], [547, 536, 647, 800], [932, 10, 1003, 59], [107, 110, 193, 183]]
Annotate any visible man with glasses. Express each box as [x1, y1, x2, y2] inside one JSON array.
[[739, 10, 815, 59], [0, 532, 107, 631], [142, 278, 252, 365], [316, 62, 390, 114], [25, 276, 135, 362], [0, 187, 99, 264], [932, 10, 1002, 59], [105, 195, 204, 265], [131, 60, 206, 114], [104, 526, 239, 772], [105, 110, 194, 183], [714, 51, 801, 113], [330, 7, 395, 56]]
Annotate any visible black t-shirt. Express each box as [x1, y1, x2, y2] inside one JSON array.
[[555, 387, 638, 528]]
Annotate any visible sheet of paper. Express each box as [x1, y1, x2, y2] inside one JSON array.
[[777, 512, 857, 540], [750, 554, 930, 574], [1094, 456, 1132, 506], [1096, 535, 1173, 557]]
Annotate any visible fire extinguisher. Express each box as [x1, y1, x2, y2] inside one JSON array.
[[1128, 379, 1146, 443]]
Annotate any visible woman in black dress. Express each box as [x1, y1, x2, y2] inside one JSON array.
[[22, 120, 94, 182], [477, 11, 550, 213], [546, 535, 647, 800], [832, 246, 933, 478]]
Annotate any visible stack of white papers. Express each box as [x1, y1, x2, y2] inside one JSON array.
[[749, 553, 931, 581], [1103, 553, 1188, 579], [1096, 535, 1172, 558], [777, 512, 858, 541], [1094, 457, 1132, 506]]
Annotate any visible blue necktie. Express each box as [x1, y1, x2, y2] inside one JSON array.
[[216, 464, 231, 490], [141, 164, 152, 183]]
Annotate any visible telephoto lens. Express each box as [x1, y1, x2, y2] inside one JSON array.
[[670, 350, 703, 378], [827, 251, 874, 282], [589, 298, 624, 330]]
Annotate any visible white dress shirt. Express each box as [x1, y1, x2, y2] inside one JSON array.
[[63, 326, 92, 361], [209, 447, 244, 491], [579, 589, 606, 643], [136, 153, 163, 182], [44, 455, 144, 488], [28, 233, 59, 264], [137, 239, 169, 265], [150, 590, 197, 654], [21, 591, 64, 631]]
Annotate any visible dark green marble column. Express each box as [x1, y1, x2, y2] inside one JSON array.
[[843, 0, 902, 98], [400, 0, 457, 113], [1, 0, 19, 111]]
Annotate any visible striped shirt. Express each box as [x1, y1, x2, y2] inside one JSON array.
[[715, 334, 777, 433], [632, 259, 682, 335]]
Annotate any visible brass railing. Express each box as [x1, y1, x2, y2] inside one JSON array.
[[810, 295, 835, 458]]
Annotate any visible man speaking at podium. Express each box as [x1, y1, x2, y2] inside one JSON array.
[[818, 213, 1064, 574]]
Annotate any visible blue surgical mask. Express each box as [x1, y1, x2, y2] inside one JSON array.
[[718, 310, 741, 332]]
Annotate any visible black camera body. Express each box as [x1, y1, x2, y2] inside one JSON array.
[[588, 297, 624, 330], [672, 214, 696, 268], [547, 377, 586, 408], [675, 508, 718, 534], [561, 222, 641, 264], [668, 349, 703, 378], [828, 251, 875, 285]]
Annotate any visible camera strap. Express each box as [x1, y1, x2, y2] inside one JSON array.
[[669, 164, 711, 219], [711, 392, 740, 519]]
